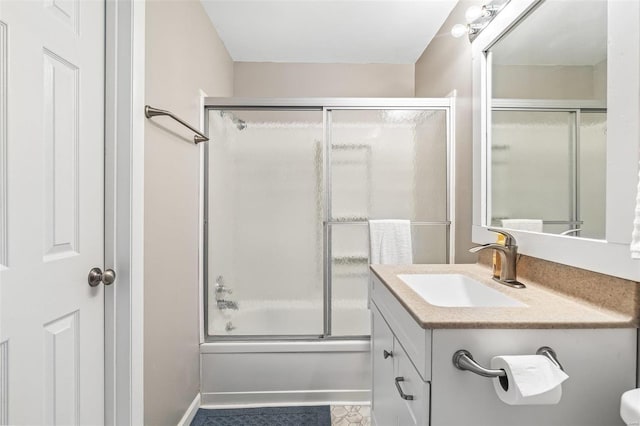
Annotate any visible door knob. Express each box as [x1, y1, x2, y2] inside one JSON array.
[[88, 267, 116, 287]]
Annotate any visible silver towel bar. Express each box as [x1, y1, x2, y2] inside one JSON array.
[[492, 218, 584, 226], [145, 105, 209, 144], [452, 346, 564, 379], [324, 220, 452, 226]]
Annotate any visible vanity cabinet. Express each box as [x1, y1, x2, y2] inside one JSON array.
[[370, 273, 636, 426], [372, 305, 429, 426]]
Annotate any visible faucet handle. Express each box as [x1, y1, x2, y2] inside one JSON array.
[[487, 228, 516, 246]]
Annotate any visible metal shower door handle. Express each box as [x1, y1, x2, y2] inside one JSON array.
[[88, 267, 116, 287]]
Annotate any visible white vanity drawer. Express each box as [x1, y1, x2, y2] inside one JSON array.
[[371, 274, 431, 381], [394, 338, 430, 426]]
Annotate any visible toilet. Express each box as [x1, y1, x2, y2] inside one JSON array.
[[621, 389, 640, 425]]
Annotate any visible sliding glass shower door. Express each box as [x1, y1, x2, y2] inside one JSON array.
[[328, 109, 449, 336], [491, 109, 606, 238], [206, 101, 452, 339], [207, 110, 325, 336]]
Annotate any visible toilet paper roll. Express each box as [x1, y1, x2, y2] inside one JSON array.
[[491, 355, 569, 405]]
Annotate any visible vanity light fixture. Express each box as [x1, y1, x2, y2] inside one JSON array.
[[451, 0, 510, 42], [451, 23, 482, 39], [465, 5, 490, 23]]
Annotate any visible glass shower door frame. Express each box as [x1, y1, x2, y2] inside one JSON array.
[[490, 99, 607, 233], [203, 98, 456, 341]]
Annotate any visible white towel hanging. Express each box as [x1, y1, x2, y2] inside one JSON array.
[[368, 220, 413, 265]]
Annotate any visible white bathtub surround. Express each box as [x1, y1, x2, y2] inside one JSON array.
[[368, 220, 413, 264], [200, 340, 370, 406], [209, 299, 370, 336]]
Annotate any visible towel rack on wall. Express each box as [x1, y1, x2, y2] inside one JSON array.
[[492, 218, 584, 226], [144, 105, 209, 144]]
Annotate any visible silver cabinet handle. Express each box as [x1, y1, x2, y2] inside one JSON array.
[[383, 350, 393, 359], [394, 377, 414, 401]]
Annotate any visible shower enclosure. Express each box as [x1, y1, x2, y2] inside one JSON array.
[[204, 98, 455, 340], [490, 100, 606, 238]]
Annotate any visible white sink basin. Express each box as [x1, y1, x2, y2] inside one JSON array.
[[397, 274, 526, 308]]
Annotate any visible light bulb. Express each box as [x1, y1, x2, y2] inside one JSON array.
[[465, 5, 484, 23], [451, 24, 468, 38]]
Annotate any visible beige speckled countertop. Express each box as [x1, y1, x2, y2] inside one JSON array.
[[370, 263, 637, 329]]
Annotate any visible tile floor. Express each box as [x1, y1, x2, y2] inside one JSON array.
[[330, 405, 371, 426]]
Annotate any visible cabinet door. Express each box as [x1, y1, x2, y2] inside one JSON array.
[[394, 342, 430, 426], [372, 305, 397, 426]]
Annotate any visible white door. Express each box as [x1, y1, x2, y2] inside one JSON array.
[[0, 0, 105, 424]]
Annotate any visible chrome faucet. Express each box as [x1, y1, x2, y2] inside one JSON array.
[[469, 228, 525, 289]]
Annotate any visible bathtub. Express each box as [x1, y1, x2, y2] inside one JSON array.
[[208, 299, 371, 336], [202, 300, 371, 407], [200, 339, 371, 407]]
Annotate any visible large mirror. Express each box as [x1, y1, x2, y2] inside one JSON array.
[[487, 0, 607, 239]]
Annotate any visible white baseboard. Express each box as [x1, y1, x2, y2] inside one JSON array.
[[201, 400, 371, 410], [201, 390, 370, 408], [177, 393, 200, 426]]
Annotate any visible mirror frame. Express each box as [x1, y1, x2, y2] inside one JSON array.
[[472, 0, 640, 281]]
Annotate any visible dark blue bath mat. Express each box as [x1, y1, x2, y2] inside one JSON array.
[[190, 405, 331, 426]]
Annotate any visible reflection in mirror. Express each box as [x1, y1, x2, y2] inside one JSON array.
[[488, 0, 607, 239]]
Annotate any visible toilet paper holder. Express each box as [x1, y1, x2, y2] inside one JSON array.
[[452, 346, 564, 378]]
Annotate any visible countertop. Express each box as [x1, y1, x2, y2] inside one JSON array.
[[370, 263, 637, 329]]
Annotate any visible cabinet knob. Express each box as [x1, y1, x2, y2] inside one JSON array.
[[383, 349, 393, 359]]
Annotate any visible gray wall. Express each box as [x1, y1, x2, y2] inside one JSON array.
[[234, 62, 415, 97], [141, 3, 480, 421], [144, 0, 233, 424], [414, 0, 483, 263], [493, 62, 607, 101]]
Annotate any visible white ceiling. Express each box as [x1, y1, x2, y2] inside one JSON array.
[[492, 0, 607, 66], [200, 0, 458, 64]]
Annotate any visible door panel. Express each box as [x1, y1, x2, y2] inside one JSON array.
[[207, 109, 324, 337], [42, 49, 80, 261], [0, 1, 105, 424], [43, 311, 80, 425], [0, 14, 7, 425], [372, 305, 397, 426], [394, 343, 429, 426]]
